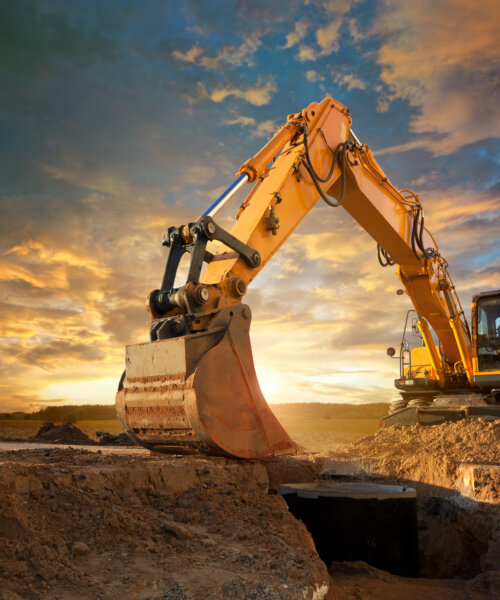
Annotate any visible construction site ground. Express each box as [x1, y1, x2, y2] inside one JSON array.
[[0, 417, 498, 599]]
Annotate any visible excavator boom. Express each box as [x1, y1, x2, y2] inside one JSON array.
[[116, 96, 487, 457]]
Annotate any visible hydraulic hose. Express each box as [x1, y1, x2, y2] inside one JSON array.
[[300, 124, 348, 208], [377, 244, 395, 267], [410, 206, 434, 260]]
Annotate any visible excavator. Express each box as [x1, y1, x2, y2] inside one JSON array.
[[115, 96, 500, 458]]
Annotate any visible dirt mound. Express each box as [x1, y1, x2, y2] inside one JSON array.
[[318, 419, 499, 491], [29, 422, 97, 445], [351, 418, 499, 467], [27, 423, 135, 447], [0, 448, 328, 600]]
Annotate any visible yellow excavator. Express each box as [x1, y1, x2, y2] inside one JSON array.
[[115, 96, 500, 458]]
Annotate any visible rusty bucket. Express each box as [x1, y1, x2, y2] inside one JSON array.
[[115, 304, 299, 458]]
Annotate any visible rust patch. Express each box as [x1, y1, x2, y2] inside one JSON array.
[[126, 373, 185, 384], [135, 428, 196, 439], [127, 405, 186, 418], [126, 383, 183, 394]]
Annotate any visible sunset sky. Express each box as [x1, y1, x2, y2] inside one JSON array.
[[1, 0, 499, 412]]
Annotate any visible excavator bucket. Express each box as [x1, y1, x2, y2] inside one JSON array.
[[116, 305, 300, 458]]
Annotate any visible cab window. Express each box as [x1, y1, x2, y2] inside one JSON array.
[[476, 296, 500, 371]]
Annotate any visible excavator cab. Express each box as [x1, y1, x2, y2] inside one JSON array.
[[472, 291, 500, 382]]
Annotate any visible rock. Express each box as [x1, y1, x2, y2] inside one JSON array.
[[72, 541, 90, 556], [95, 431, 135, 446], [159, 521, 193, 540]]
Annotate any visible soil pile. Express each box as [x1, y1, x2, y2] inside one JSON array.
[[0, 448, 328, 600], [29, 422, 97, 445], [318, 419, 499, 491]]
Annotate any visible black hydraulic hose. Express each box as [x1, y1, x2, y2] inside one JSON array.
[[417, 210, 426, 255], [300, 124, 348, 208], [303, 125, 339, 182], [410, 206, 420, 260], [419, 212, 425, 249], [411, 207, 434, 260], [418, 212, 434, 258], [377, 244, 395, 267]]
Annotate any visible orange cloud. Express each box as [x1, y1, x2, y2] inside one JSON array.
[[171, 33, 262, 70], [195, 80, 277, 106], [282, 22, 308, 49], [375, 0, 500, 153], [223, 114, 277, 138]]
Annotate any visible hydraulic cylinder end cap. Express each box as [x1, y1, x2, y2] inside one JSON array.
[[195, 285, 210, 305], [232, 278, 247, 297], [204, 219, 216, 236]]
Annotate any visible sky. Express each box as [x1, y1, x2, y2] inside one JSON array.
[[1, 0, 499, 411]]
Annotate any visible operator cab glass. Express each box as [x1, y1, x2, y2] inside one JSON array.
[[476, 296, 500, 371]]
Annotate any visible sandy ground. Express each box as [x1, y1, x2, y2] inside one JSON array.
[[0, 448, 328, 600], [0, 419, 498, 599]]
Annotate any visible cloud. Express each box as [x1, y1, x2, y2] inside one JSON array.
[[293, 1, 360, 61], [4, 239, 111, 278], [282, 22, 308, 49], [333, 72, 367, 91], [194, 80, 277, 106], [374, 138, 438, 156], [345, 17, 364, 42], [171, 34, 262, 70], [316, 16, 344, 55], [296, 44, 317, 62], [1, 0, 497, 413], [3, 338, 106, 369], [223, 115, 277, 138], [374, 0, 500, 154], [306, 70, 325, 82], [171, 45, 204, 64]]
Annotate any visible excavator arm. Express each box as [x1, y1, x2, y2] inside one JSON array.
[[116, 96, 475, 458]]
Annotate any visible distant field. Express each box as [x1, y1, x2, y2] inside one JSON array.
[[0, 402, 390, 452], [271, 403, 389, 452]]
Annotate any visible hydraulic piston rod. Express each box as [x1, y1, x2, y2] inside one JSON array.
[[201, 173, 249, 219]]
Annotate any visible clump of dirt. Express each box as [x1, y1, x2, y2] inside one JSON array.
[[29, 422, 97, 445], [0, 448, 328, 600], [95, 431, 135, 446]]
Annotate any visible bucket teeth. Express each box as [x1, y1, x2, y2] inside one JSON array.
[[116, 304, 299, 458]]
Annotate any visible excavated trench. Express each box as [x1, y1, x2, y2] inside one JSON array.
[[278, 482, 420, 577], [265, 418, 499, 588], [270, 462, 496, 582]]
